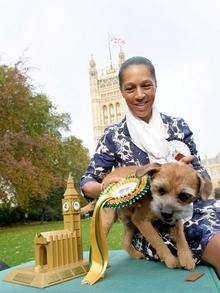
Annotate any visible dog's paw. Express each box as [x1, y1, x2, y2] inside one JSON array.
[[132, 249, 145, 259], [164, 255, 180, 268], [178, 251, 195, 270], [125, 246, 145, 259]]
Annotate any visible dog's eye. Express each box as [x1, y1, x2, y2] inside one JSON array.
[[158, 187, 166, 196], [178, 193, 192, 202]]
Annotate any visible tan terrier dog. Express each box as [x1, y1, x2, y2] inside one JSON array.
[[97, 162, 211, 270]]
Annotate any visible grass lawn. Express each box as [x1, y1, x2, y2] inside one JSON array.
[[0, 220, 123, 267]]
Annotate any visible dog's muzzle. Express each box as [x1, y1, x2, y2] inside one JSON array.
[[161, 211, 174, 222]]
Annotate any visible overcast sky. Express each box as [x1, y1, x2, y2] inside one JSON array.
[[0, 0, 219, 158]]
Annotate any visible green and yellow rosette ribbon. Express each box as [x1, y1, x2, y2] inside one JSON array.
[[82, 175, 151, 285]]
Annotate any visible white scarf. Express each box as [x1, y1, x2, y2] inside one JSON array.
[[126, 106, 175, 164]]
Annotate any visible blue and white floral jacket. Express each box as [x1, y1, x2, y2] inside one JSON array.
[[80, 113, 209, 195]]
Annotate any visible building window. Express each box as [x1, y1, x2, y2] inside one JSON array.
[[109, 104, 114, 123], [116, 103, 121, 119], [103, 105, 108, 125]]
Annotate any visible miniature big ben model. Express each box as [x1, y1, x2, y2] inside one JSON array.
[[4, 174, 89, 288], [62, 174, 83, 260]]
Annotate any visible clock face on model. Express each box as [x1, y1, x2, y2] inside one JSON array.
[[73, 201, 80, 211], [63, 201, 70, 212]]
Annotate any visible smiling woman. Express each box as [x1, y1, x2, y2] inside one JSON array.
[[81, 56, 220, 278]]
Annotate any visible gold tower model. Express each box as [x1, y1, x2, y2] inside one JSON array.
[[4, 175, 89, 288], [89, 49, 126, 147]]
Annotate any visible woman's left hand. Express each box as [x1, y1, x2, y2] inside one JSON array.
[[178, 155, 194, 165]]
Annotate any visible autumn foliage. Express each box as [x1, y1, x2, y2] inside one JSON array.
[[0, 63, 89, 208]]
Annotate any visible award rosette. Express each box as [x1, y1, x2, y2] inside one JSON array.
[[101, 175, 151, 208], [83, 174, 151, 285]]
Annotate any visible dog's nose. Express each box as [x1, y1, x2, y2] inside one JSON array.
[[161, 211, 173, 220]]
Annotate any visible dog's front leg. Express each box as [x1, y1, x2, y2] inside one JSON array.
[[119, 208, 145, 259], [100, 208, 118, 236], [131, 209, 179, 268], [171, 220, 195, 270]]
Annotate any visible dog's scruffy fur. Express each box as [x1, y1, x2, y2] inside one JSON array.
[[84, 163, 211, 270]]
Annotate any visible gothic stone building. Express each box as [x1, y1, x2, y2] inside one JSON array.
[[203, 154, 220, 189], [89, 50, 126, 147]]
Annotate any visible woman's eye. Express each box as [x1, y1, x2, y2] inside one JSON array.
[[178, 193, 192, 202], [125, 88, 134, 92], [158, 187, 166, 195], [143, 84, 152, 89]]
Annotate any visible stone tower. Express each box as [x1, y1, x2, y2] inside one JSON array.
[[62, 174, 83, 260], [89, 51, 126, 147]]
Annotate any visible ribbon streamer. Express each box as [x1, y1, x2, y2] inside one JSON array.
[[83, 175, 150, 285], [82, 195, 113, 285]]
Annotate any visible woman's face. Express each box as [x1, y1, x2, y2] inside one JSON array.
[[120, 64, 156, 122]]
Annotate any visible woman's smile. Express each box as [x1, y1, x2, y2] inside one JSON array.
[[134, 100, 148, 107]]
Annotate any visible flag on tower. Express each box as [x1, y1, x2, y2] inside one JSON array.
[[110, 36, 125, 47]]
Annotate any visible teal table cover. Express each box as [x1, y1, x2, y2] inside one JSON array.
[[0, 250, 220, 293]]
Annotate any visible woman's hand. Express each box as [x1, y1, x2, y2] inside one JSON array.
[[82, 181, 103, 199], [101, 176, 123, 191], [82, 176, 123, 199], [178, 155, 194, 165]]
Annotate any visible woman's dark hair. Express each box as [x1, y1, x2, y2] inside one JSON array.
[[118, 56, 157, 89]]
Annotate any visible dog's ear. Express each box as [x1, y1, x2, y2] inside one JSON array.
[[197, 173, 212, 200], [135, 163, 161, 177]]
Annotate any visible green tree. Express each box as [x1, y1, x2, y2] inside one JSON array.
[[58, 136, 90, 206], [0, 63, 89, 208]]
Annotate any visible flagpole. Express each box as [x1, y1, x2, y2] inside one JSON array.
[[107, 33, 112, 66]]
